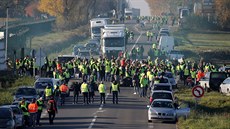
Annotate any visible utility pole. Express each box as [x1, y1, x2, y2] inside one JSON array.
[[5, 7, 9, 61]]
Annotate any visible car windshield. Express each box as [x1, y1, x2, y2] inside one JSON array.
[[104, 38, 125, 47], [159, 78, 169, 83], [16, 88, 37, 96], [92, 26, 102, 34], [79, 51, 90, 56], [154, 85, 171, 91], [211, 73, 227, 79], [0, 109, 12, 119], [152, 101, 173, 108], [11, 107, 21, 114], [159, 73, 173, 78], [152, 92, 173, 100], [35, 81, 53, 89]]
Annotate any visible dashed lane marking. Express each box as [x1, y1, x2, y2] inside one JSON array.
[[88, 93, 110, 129]]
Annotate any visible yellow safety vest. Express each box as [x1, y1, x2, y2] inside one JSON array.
[[98, 84, 105, 93], [81, 83, 88, 93], [45, 88, 52, 97], [37, 100, 43, 111], [112, 84, 118, 91], [20, 105, 29, 116]]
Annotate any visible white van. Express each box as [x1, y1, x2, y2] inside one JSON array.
[[158, 36, 174, 54]]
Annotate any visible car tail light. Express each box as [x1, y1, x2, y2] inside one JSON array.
[[150, 97, 153, 103]]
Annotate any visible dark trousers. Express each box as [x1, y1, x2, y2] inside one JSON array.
[[83, 92, 89, 104], [73, 92, 79, 103], [112, 91, 118, 104], [48, 111, 55, 124], [89, 92, 94, 103], [36, 110, 42, 125], [24, 115, 30, 127], [100, 93, 105, 104], [60, 93, 66, 105], [30, 113, 37, 127]]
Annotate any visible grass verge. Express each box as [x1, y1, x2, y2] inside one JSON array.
[[0, 77, 35, 106], [175, 86, 230, 129]]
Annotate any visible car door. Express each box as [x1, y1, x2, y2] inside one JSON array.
[[221, 79, 228, 93], [175, 103, 190, 118]]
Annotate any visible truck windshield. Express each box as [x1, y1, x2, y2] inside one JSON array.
[[211, 73, 227, 79], [92, 26, 102, 34], [104, 38, 124, 47]]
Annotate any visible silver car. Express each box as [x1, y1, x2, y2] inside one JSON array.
[[147, 99, 190, 123]]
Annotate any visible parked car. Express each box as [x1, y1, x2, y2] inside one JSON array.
[[147, 99, 190, 123], [13, 86, 39, 102], [2, 105, 24, 128], [0, 106, 16, 129], [168, 50, 184, 60], [149, 90, 174, 104], [219, 77, 230, 95], [199, 72, 228, 91]]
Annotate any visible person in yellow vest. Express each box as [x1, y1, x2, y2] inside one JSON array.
[[20, 99, 30, 127], [110, 81, 120, 104], [81, 80, 89, 104], [45, 85, 53, 100], [36, 97, 43, 126], [183, 66, 190, 86], [140, 75, 148, 97], [28, 98, 38, 128], [98, 81, 106, 104]]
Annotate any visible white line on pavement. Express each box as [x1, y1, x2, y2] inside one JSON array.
[[88, 93, 110, 129]]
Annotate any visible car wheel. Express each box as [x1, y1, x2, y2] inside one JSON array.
[[219, 87, 222, 94], [148, 119, 152, 123]]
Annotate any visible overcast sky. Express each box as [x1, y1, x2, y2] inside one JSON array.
[[127, 0, 151, 16]]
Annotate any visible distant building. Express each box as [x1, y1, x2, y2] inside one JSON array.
[[201, 0, 215, 17]]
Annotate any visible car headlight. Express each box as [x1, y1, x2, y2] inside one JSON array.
[[6, 120, 13, 126]]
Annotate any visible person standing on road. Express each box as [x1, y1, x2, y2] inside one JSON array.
[[98, 81, 106, 104], [59, 82, 69, 105], [89, 81, 96, 104], [20, 100, 30, 127], [81, 80, 89, 104], [28, 98, 38, 128], [44, 84, 53, 100], [73, 81, 81, 104], [53, 86, 61, 106], [47, 97, 58, 125], [110, 81, 120, 104], [36, 97, 43, 126]]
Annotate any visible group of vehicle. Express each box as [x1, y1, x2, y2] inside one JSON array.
[[155, 27, 184, 61], [199, 67, 230, 95], [147, 72, 190, 123], [0, 77, 65, 129]]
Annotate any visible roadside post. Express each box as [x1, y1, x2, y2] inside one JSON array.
[[192, 85, 204, 109]]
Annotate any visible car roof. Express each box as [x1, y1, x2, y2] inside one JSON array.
[[35, 78, 53, 82], [154, 83, 171, 86], [1, 105, 19, 108]]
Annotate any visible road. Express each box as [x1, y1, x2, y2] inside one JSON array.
[[36, 83, 176, 129]]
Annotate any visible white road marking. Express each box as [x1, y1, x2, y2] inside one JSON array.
[[88, 93, 110, 129]]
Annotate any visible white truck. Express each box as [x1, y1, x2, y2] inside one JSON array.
[[90, 18, 109, 39], [101, 24, 126, 58], [158, 36, 174, 54], [124, 8, 140, 20]]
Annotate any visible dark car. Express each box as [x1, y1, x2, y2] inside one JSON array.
[[13, 86, 39, 102], [0, 106, 16, 129]]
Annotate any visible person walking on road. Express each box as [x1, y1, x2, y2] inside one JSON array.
[[36, 97, 43, 126], [81, 80, 89, 104], [44, 84, 53, 100], [28, 98, 38, 128], [47, 97, 58, 125], [73, 81, 81, 104], [110, 81, 120, 104], [53, 86, 60, 106], [98, 81, 106, 104]]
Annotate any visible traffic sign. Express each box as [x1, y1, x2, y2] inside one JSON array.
[[192, 86, 204, 98]]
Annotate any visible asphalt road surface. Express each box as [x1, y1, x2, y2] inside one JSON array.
[[35, 82, 176, 129]]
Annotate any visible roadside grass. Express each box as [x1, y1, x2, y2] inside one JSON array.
[[175, 87, 230, 129], [31, 25, 89, 58], [0, 77, 35, 106], [173, 30, 230, 62]]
